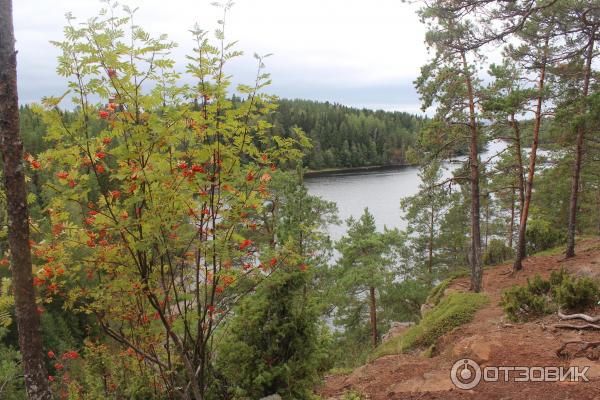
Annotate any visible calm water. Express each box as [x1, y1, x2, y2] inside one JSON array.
[[305, 140, 508, 241]]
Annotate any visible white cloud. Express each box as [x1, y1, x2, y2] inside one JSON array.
[[13, 0, 428, 112]]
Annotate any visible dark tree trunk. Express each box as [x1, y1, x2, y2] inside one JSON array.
[[513, 43, 547, 272], [566, 35, 595, 258], [369, 286, 378, 348], [461, 51, 482, 292], [0, 1, 52, 398]]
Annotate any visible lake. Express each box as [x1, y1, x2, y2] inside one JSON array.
[[305, 140, 508, 241]]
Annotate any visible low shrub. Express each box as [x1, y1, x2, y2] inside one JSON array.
[[483, 239, 514, 266], [549, 267, 568, 287], [501, 268, 600, 321], [527, 274, 551, 296], [341, 391, 364, 400], [526, 219, 564, 254], [554, 276, 599, 311], [501, 283, 552, 322]]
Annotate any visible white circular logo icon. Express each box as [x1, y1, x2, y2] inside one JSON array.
[[451, 358, 482, 389]]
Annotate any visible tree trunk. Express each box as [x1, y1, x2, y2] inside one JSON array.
[[510, 113, 526, 257], [0, 1, 52, 398], [508, 185, 515, 249], [484, 193, 489, 248], [428, 200, 434, 285], [513, 42, 547, 272], [565, 35, 595, 258], [461, 51, 482, 292], [597, 178, 600, 236], [369, 286, 378, 348]]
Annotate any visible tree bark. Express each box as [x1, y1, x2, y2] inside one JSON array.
[[597, 177, 600, 236], [513, 42, 547, 272], [508, 186, 515, 249], [428, 199, 434, 285], [565, 35, 595, 258], [510, 113, 526, 257], [369, 286, 378, 348], [0, 1, 52, 398], [461, 50, 482, 292]]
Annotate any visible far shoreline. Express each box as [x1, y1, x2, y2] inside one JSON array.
[[304, 163, 416, 178]]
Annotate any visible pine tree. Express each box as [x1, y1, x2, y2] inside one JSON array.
[[415, 2, 485, 291], [401, 161, 449, 285], [332, 209, 402, 348]]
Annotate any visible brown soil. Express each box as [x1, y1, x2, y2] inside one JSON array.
[[318, 238, 600, 400]]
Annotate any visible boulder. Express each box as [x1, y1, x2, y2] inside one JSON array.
[[259, 395, 282, 400], [381, 321, 415, 343]]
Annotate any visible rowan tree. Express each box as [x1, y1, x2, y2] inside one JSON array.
[[30, 2, 308, 398]]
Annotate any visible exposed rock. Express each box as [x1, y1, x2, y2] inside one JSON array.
[[381, 321, 415, 343], [259, 395, 282, 400], [388, 370, 455, 393], [420, 302, 433, 316], [569, 358, 600, 379], [452, 334, 498, 363]]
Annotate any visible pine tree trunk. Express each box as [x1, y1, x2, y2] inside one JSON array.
[[0, 1, 52, 398], [510, 114, 526, 257], [597, 179, 600, 236], [369, 286, 378, 348], [484, 194, 489, 248], [461, 51, 482, 292], [428, 200, 434, 285], [508, 186, 515, 249], [513, 43, 548, 272], [566, 36, 594, 258]]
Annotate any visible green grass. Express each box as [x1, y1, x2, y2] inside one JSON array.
[[531, 243, 565, 257], [372, 292, 489, 359], [327, 366, 355, 376]]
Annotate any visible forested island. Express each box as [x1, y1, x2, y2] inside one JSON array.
[[1, 1, 600, 400]]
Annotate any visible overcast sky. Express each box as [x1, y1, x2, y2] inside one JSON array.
[[13, 0, 428, 113]]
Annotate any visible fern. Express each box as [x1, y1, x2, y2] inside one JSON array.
[[0, 278, 14, 328]]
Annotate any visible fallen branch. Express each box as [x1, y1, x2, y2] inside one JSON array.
[[554, 323, 600, 330], [558, 311, 600, 323], [556, 341, 600, 358]]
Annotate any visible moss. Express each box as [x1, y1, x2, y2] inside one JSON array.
[[426, 269, 470, 306], [426, 278, 452, 306], [373, 292, 489, 359], [420, 344, 436, 358]]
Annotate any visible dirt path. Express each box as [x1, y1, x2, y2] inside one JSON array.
[[318, 238, 600, 399]]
